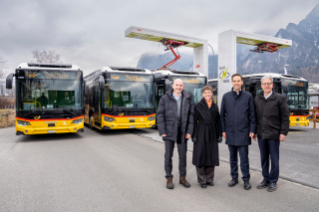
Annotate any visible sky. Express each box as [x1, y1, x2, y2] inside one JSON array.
[[0, 0, 318, 76]]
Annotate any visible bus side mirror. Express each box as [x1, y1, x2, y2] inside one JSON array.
[[6, 73, 14, 89], [281, 82, 288, 93], [165, 79, 172, 90], [85, 84, 89, 96], [99, 76, 105, 90]]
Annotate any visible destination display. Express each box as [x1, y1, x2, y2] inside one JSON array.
[[23, 70, 78, 80], [109, 74, 151, 82], [171, 77, 206, 84], [284, 80, 306, 88]]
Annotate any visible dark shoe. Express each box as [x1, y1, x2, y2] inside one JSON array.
[[201, 184, 207, 188], [206, 182, 214, 186], [257, 180, 269, 189], [179, 176, 191, 188], [228, 178, 238, 187], [166, 177, 174, 189], [244, 181, 251, 190], [268, 183, 277, 192]]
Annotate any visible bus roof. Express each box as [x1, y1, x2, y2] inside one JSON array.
[[153, 69, 206, 77], [208, 73, 307, 82], [17, 63, 81, 71], [101, 67, 152, 74]]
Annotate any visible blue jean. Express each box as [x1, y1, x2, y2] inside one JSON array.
[[228, 145, 250, 181], [258, 138, 280, 183]]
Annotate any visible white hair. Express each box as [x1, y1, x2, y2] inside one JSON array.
[[261, 75, 273, 83]]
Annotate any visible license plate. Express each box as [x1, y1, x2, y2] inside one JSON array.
[[296, 124, 300, 126], [47, 130, 56, 133], [129, 126, 136, 128]]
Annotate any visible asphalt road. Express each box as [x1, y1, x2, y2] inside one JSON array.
[[0, 127, 318, 211], [135, 127, 319, 189]]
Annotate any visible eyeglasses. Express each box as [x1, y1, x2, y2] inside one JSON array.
[[261, 83, 272, 86]]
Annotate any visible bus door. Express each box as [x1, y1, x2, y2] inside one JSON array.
[[156, 84, 165, 109], [94, 86, 102, 127]]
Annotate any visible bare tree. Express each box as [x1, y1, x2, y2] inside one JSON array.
[[0, 55, 7, 79], [32, 49, 62, 64]]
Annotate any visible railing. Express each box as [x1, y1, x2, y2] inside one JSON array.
[[309, 109, 319, 129]]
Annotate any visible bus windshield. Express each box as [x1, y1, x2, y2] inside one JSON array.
[[282, 80, 308, 110], [183, 84, 206, 104], [103, 81, 154, 109], [169, 76, 206, 104], [17, 72, 83, 111]]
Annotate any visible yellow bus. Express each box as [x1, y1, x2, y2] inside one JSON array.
[[84, 67, 156, 130], [6, 63, 84, 135], [208, 73, 309, 127]]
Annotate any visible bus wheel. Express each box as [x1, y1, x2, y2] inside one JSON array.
[[89, 116, 93, 129]]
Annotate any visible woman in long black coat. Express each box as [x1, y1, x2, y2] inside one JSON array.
[[192, 86, 222, 188]]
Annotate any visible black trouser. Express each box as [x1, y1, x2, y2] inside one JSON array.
[[196, 166, 215, 184], [164, 128, 187, 179], [228, 145, 250, 181], [258, 138, 280, 183]]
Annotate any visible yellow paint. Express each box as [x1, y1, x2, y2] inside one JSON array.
[[16, 117, 84, 135]]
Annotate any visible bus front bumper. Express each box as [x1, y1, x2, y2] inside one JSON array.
[[102, 120, 156, 130], [16, 124, 85, 135]]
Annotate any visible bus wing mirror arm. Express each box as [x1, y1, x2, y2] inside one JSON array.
[[281, 82, 288, 93], [99, 76, 105, 90]]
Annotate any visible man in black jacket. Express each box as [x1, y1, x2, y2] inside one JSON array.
[[254, 75, 289, 192], [157, 79, 194, 189], [220, 74, 256, 190]]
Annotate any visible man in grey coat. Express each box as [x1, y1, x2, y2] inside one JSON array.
[[157, 79, 194, 189], [220, 73, 256, 190]]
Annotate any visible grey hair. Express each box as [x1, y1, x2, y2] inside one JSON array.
[[261, 75, 273, 83]]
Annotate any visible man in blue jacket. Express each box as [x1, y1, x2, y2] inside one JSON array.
[[220, 73, 256, 190]]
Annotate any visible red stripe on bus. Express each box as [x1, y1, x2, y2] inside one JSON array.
[[16, 115, 84, 122], [101, 113, 155, 118]]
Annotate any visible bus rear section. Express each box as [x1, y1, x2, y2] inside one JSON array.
[[84, 67, 156, 130], [6, 63, 84, 135]]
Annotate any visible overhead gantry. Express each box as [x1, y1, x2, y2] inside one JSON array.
[[125, 26, 209, 76], [217, 30, 292, 107]]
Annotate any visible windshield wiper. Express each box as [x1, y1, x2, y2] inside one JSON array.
[[63, 109, 77, 116]]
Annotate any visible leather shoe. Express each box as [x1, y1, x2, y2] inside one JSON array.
[[166, 177, 174, 189], [257, 180, 269, 189], [268, 183, 277, 192], [201, 184, 207, 188], [206, 182, 214, 186], [228, 178, 238, 187], [244, 181, 251, 190], [179, 176, 191, 188]]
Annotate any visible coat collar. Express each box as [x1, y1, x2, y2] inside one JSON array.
[[257, 89, 276, 100], [167, 89, 191, 100], [231, 87, 242, 98]]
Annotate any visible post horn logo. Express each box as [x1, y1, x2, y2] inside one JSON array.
[[111, 75, 120, 80], [118, 113, 124, 116], [26, 72, 37, 78], [34, 116, 41, 120], [219, 66, 230, 82]]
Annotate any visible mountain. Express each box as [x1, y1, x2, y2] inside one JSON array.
[[137, 4, 319, 82], [237, 4, 319, 82]]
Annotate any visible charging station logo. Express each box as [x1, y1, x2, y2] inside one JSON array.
[[219, 66, 230, 83]]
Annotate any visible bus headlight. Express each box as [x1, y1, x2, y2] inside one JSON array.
[[17, 120, 31, 126], [104, 116, 115, 122], [71, 118, 83, 124], [147, 115, 156, 121]]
